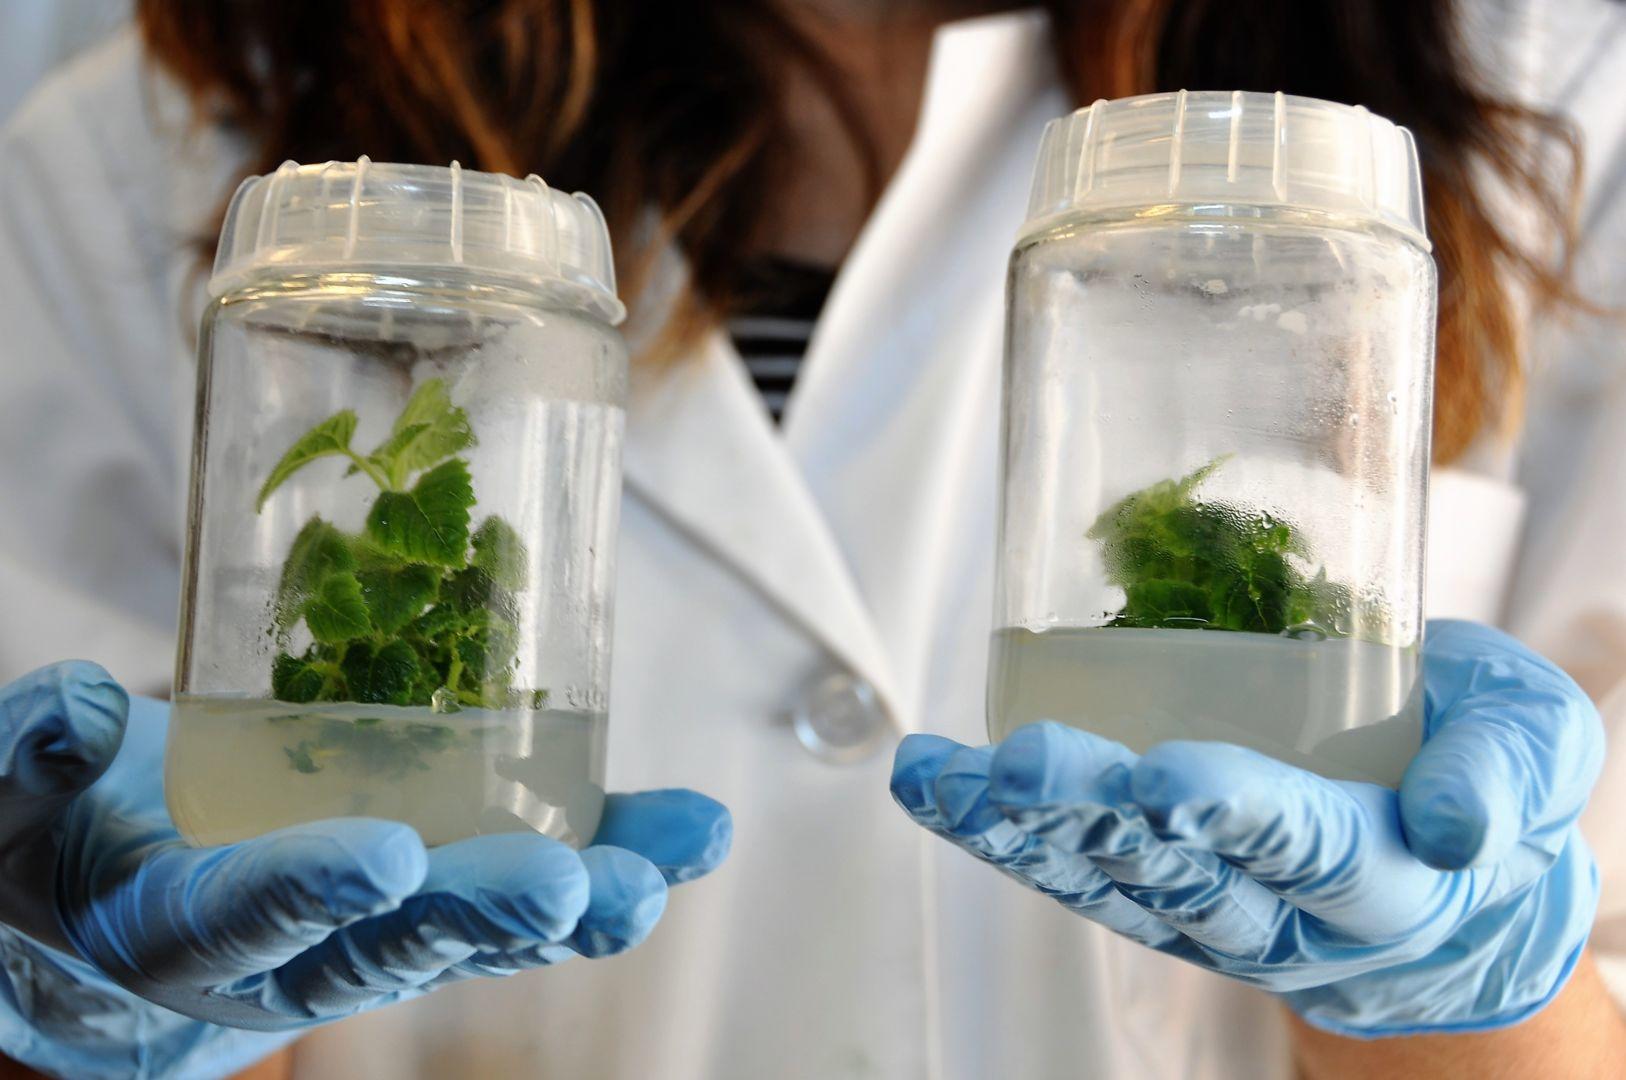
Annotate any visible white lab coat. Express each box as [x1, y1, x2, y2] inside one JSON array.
[[0, 0, 127, 122], [1, 7, 1624, 1079]]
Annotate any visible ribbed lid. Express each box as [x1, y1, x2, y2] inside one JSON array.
[[210, 158, 624, 324], [1024, 90, 1428, 248]]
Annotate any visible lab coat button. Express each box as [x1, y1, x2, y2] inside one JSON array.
[[791, 670, 887, 764]]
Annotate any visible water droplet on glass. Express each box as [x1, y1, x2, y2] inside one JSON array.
[[1167, 616, 1210, 630], [1348, 413, 1361, 428]]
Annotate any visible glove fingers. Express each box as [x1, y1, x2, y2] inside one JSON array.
[[564, 846, 669, 957], [1402, 620, 1604, 870], [0, 662, 125, 838], [590, 790, 733, 885], [362, 844, 671, 990], [0, 662, 129, 946], [263, 832, 589, 1021], [893, 735, 1192, 955], [76, 819, 427, 990], [988, 724, 1289, 963], [1129, 739, 1463, 939], [420, 941, 575, 987], [892, 734, 975, 822], [893, 734, 1031, 856]]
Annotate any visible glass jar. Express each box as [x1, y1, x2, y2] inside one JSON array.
[[168, 159, 627, 846], [990, 92, 1436, 787]]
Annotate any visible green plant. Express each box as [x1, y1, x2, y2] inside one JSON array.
[[1087, 458, 1374, 637], [259, 379, 548, 718]]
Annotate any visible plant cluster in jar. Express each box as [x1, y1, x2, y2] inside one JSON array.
[[1088, 458, 1386, 639], [256, 378, 547, 713]]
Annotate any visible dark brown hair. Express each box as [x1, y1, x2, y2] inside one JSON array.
[[138, 0, 1582, 462]]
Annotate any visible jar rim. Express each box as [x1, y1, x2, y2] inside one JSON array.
[[1024, 91, 1430, 252], [209, 263, 626, 327], [1016, 201, 1434, 253], [209, 159, 626, 325]]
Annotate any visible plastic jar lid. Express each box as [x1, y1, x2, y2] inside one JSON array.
[[209, 157, 625, 324], [1023, 90, 1429, 249]]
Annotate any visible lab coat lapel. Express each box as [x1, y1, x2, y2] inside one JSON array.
[[784, 12, 1067, 728], [620, 330, 903, 725], [621, 13, 1062, 737]]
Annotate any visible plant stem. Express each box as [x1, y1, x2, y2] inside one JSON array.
[[343, 450, 393, 491]]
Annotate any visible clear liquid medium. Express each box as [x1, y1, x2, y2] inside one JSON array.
[[987, 626, 1422, 787]]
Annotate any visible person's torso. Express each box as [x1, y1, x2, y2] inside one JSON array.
[[3, 10, 1588, 1080], [281, 14, 1530, 1080]]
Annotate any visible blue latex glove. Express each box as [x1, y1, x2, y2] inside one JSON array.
[[0, 662, 731, 1079], [892, 620, 1602, 1037]]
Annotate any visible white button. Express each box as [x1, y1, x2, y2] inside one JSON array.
[[791, 670, 888, 764]]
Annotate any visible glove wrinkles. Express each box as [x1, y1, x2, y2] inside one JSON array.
[[894, 620, 1602, 1037], [0, 661, 731, 1078]]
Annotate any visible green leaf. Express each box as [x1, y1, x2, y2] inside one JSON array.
[[341, 639, 421, 705], [365, 379, 476, 487], [365, 458, 475, 567], [272, 652, 330, 703], [1286, 571, 1370, 637], [395, 378, 459, 434], [1116, 579, 1213, 629], [442, 566, 496, 612], [441, 567, 521, 630], [304, 572, 372, 643], [256, 410, 359, 511], [1086, 459, 1224, 547], [470, 516, 529, 590], [273, 518, 357, 633], [408, 666, 447, 706], [407, 602, 471, 641], [349, 535, 404, 569], [1211, 565, 1291, 633], [454, 617, 520, 681], [358, 563, 441, 635]]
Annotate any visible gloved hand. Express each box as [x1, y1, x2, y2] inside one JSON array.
[[0, 661, 731, 1079], [892, 620, 1602, 1037]]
